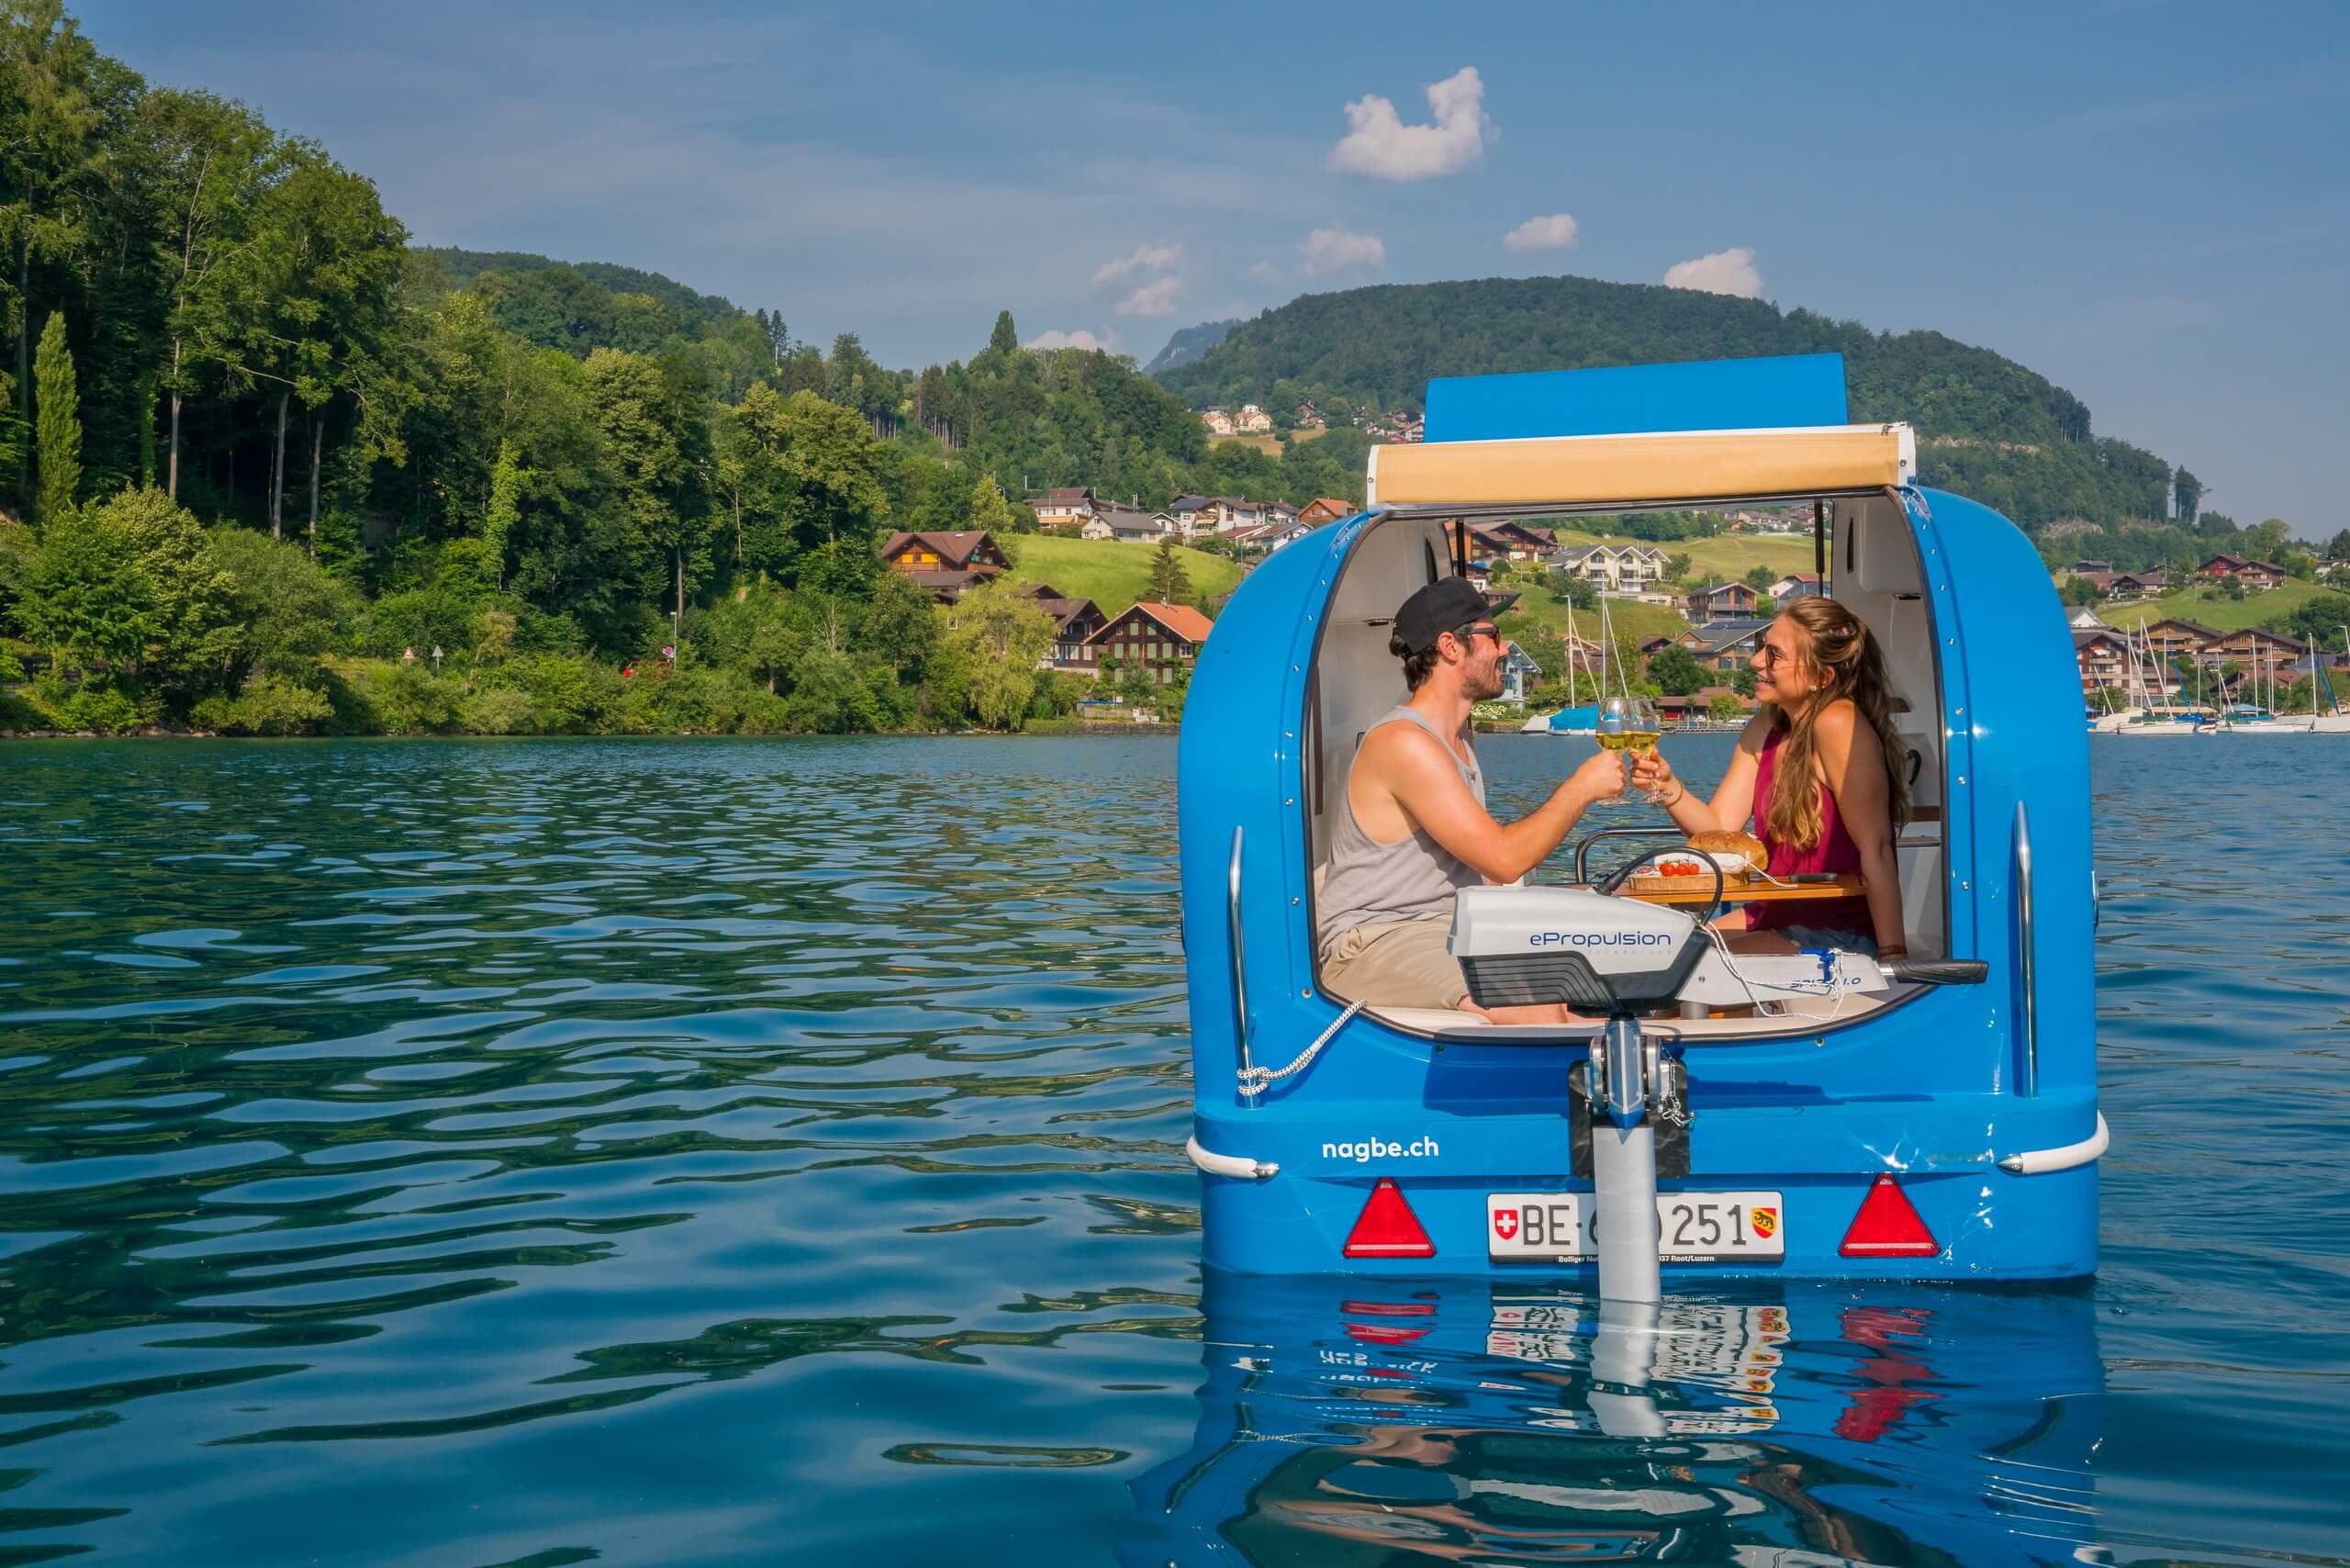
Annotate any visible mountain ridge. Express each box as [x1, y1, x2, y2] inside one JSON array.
[[1143, 318, 1240, 375], [1151, 274, 2181, 532]]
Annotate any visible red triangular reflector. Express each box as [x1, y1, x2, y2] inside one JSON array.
[[1839, 1173, 1939, 1258], [1342, 1178, 1435, 1258], [1347, 1323, 1430, 1346]]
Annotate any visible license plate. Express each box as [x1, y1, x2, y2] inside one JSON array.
[[1486, 1192, 1785, 1261]]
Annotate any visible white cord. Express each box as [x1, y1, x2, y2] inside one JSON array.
[[1698, 921, 1861, 1022]]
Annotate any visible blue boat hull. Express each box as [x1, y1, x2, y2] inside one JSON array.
[[1176, 359, 2101, 1288]]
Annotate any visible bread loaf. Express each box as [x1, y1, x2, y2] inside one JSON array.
[[1688, 830, 1767, 871]]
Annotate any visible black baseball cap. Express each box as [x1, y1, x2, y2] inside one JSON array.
[[1393, 577, 1493, 655]]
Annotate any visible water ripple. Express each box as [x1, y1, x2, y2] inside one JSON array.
[[0, 735, 2338, 1565]]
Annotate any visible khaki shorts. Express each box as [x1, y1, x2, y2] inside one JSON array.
[[1320, 916, 1470, 1011]]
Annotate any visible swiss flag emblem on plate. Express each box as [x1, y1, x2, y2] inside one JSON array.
[[1492, 1208, 1520, 1241]]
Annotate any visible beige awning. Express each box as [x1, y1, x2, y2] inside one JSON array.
[[1366, 424, 1914, 511]]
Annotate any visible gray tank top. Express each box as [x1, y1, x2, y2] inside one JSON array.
[[1317, 705, 1488, 954]]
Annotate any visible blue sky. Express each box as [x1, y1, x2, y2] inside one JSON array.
[[88, 0, 2348, 531]]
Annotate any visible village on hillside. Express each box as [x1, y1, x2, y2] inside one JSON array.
[[2061, 552, 2350, 711], [878, 478, 2350, 726], [873, 487, 1856, 724]]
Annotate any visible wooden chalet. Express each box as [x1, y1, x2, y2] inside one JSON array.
[[1087, 600, 1216, 683], [2197, 554, 2287, 589], [1015, 583, 1108, 668], [1025, 487, 1099, 532], [879, 530, 1010, 600], [1445, 519, 1553, 563], [2072, 627, 2132, 700], [2071, 568, 2168, 600], [2132, 617, 2221, 664], [1684, 580, 1761, 623], [1298, 497, 1354, 526], [2196, 626, 2304, 680]]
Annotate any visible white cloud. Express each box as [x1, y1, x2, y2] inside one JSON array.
[[1092, 241, 1184, 285], [1026, 328, 1117, 352], [1504, 213, 1579, 253], [1662, 246, 1763, 298], [1247, 260, 1279, 281], [1299, 227, 1386, 277], [1330, 66, 1494, 181], [1115, 275, 1184, 317]]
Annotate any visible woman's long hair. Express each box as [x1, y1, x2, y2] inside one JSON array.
[[1761, 598, 1910, 848]]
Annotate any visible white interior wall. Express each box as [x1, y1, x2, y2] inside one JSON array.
[[1308, 516, 1449, 871], [1833, 493, 1947, 957]]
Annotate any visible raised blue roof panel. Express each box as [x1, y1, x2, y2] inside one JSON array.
[[1421, 353, 1850, 443]]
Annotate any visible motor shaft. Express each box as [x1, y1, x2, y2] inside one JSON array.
[[1589, 1015, 1662, 1304]]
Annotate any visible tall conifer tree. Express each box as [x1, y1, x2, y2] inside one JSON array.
[[33, 310, 78, 529]]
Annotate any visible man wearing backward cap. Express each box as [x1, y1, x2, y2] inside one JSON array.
[[1317, 575, 1625, 1022]]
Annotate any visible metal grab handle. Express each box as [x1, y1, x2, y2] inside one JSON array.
[[1883, 958, 1989, 986], [1226, 825, 1254, 1095], [2012, 801, 2038, 1097], [1572, 823, 1690, 882]]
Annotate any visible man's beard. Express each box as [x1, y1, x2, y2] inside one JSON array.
[[1469, 663, 1505, 700]]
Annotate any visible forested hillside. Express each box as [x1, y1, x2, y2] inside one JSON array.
[[1157, 276, 2186, 535], [0, 1, 1367, 737]]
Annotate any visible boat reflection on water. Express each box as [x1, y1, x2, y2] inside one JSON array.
[[1125, 1273, 2104, 1565]]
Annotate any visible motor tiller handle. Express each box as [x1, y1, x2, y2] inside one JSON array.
[[1882, 958, 1989, 986]]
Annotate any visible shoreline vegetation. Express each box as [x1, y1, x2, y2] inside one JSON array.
[[3, 4, 2338, 743], [0, 3, 1367, 741]]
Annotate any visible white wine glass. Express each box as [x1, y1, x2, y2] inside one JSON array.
[[1595, 696, 1636, 811], [1626, 696, 1665, 805]]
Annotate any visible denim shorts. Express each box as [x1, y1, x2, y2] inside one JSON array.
[[1774, 924, 1878, 957]]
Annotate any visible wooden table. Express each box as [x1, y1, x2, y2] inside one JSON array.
[[1620, 872, 1865, 907]]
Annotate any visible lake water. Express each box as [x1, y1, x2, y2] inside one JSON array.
[[0, 734, 2343, 1566]]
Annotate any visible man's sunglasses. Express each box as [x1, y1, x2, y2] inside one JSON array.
[[1453, 623, 1501, 647]]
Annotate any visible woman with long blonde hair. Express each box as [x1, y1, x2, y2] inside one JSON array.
[[1631, 598, 1910, 958]]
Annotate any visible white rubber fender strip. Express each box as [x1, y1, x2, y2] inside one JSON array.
[[1998, 1112, 2109, 1175], [1187, 1136, 1278, 1181]]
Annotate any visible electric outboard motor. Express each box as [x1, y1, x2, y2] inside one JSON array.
[[1450, 888, 1709, 1013], [1451, 886, 1963, 1014]]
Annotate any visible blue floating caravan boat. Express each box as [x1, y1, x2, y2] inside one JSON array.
[[1175, 353, 2104, 1292]]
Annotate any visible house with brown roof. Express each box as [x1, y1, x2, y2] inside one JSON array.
[[878, 530, 1010, 600], [2198, 554, 2287, 589], [1446, 519, 1554, 563], [1298, 497, 1354, 526], [2073, 628, 2132, 700], [1014, 582, 1107, 668], [1234, 517, 1315, 554], [1684, 580, 1761, 624], [1088, 600, 1216, 683], [1024, 487, 1098, 532], [2072, 568, 2169, 600], [2196, 627, 2304, 683]]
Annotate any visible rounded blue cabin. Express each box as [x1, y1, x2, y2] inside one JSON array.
[[1175, 353, 2103, 1284]]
